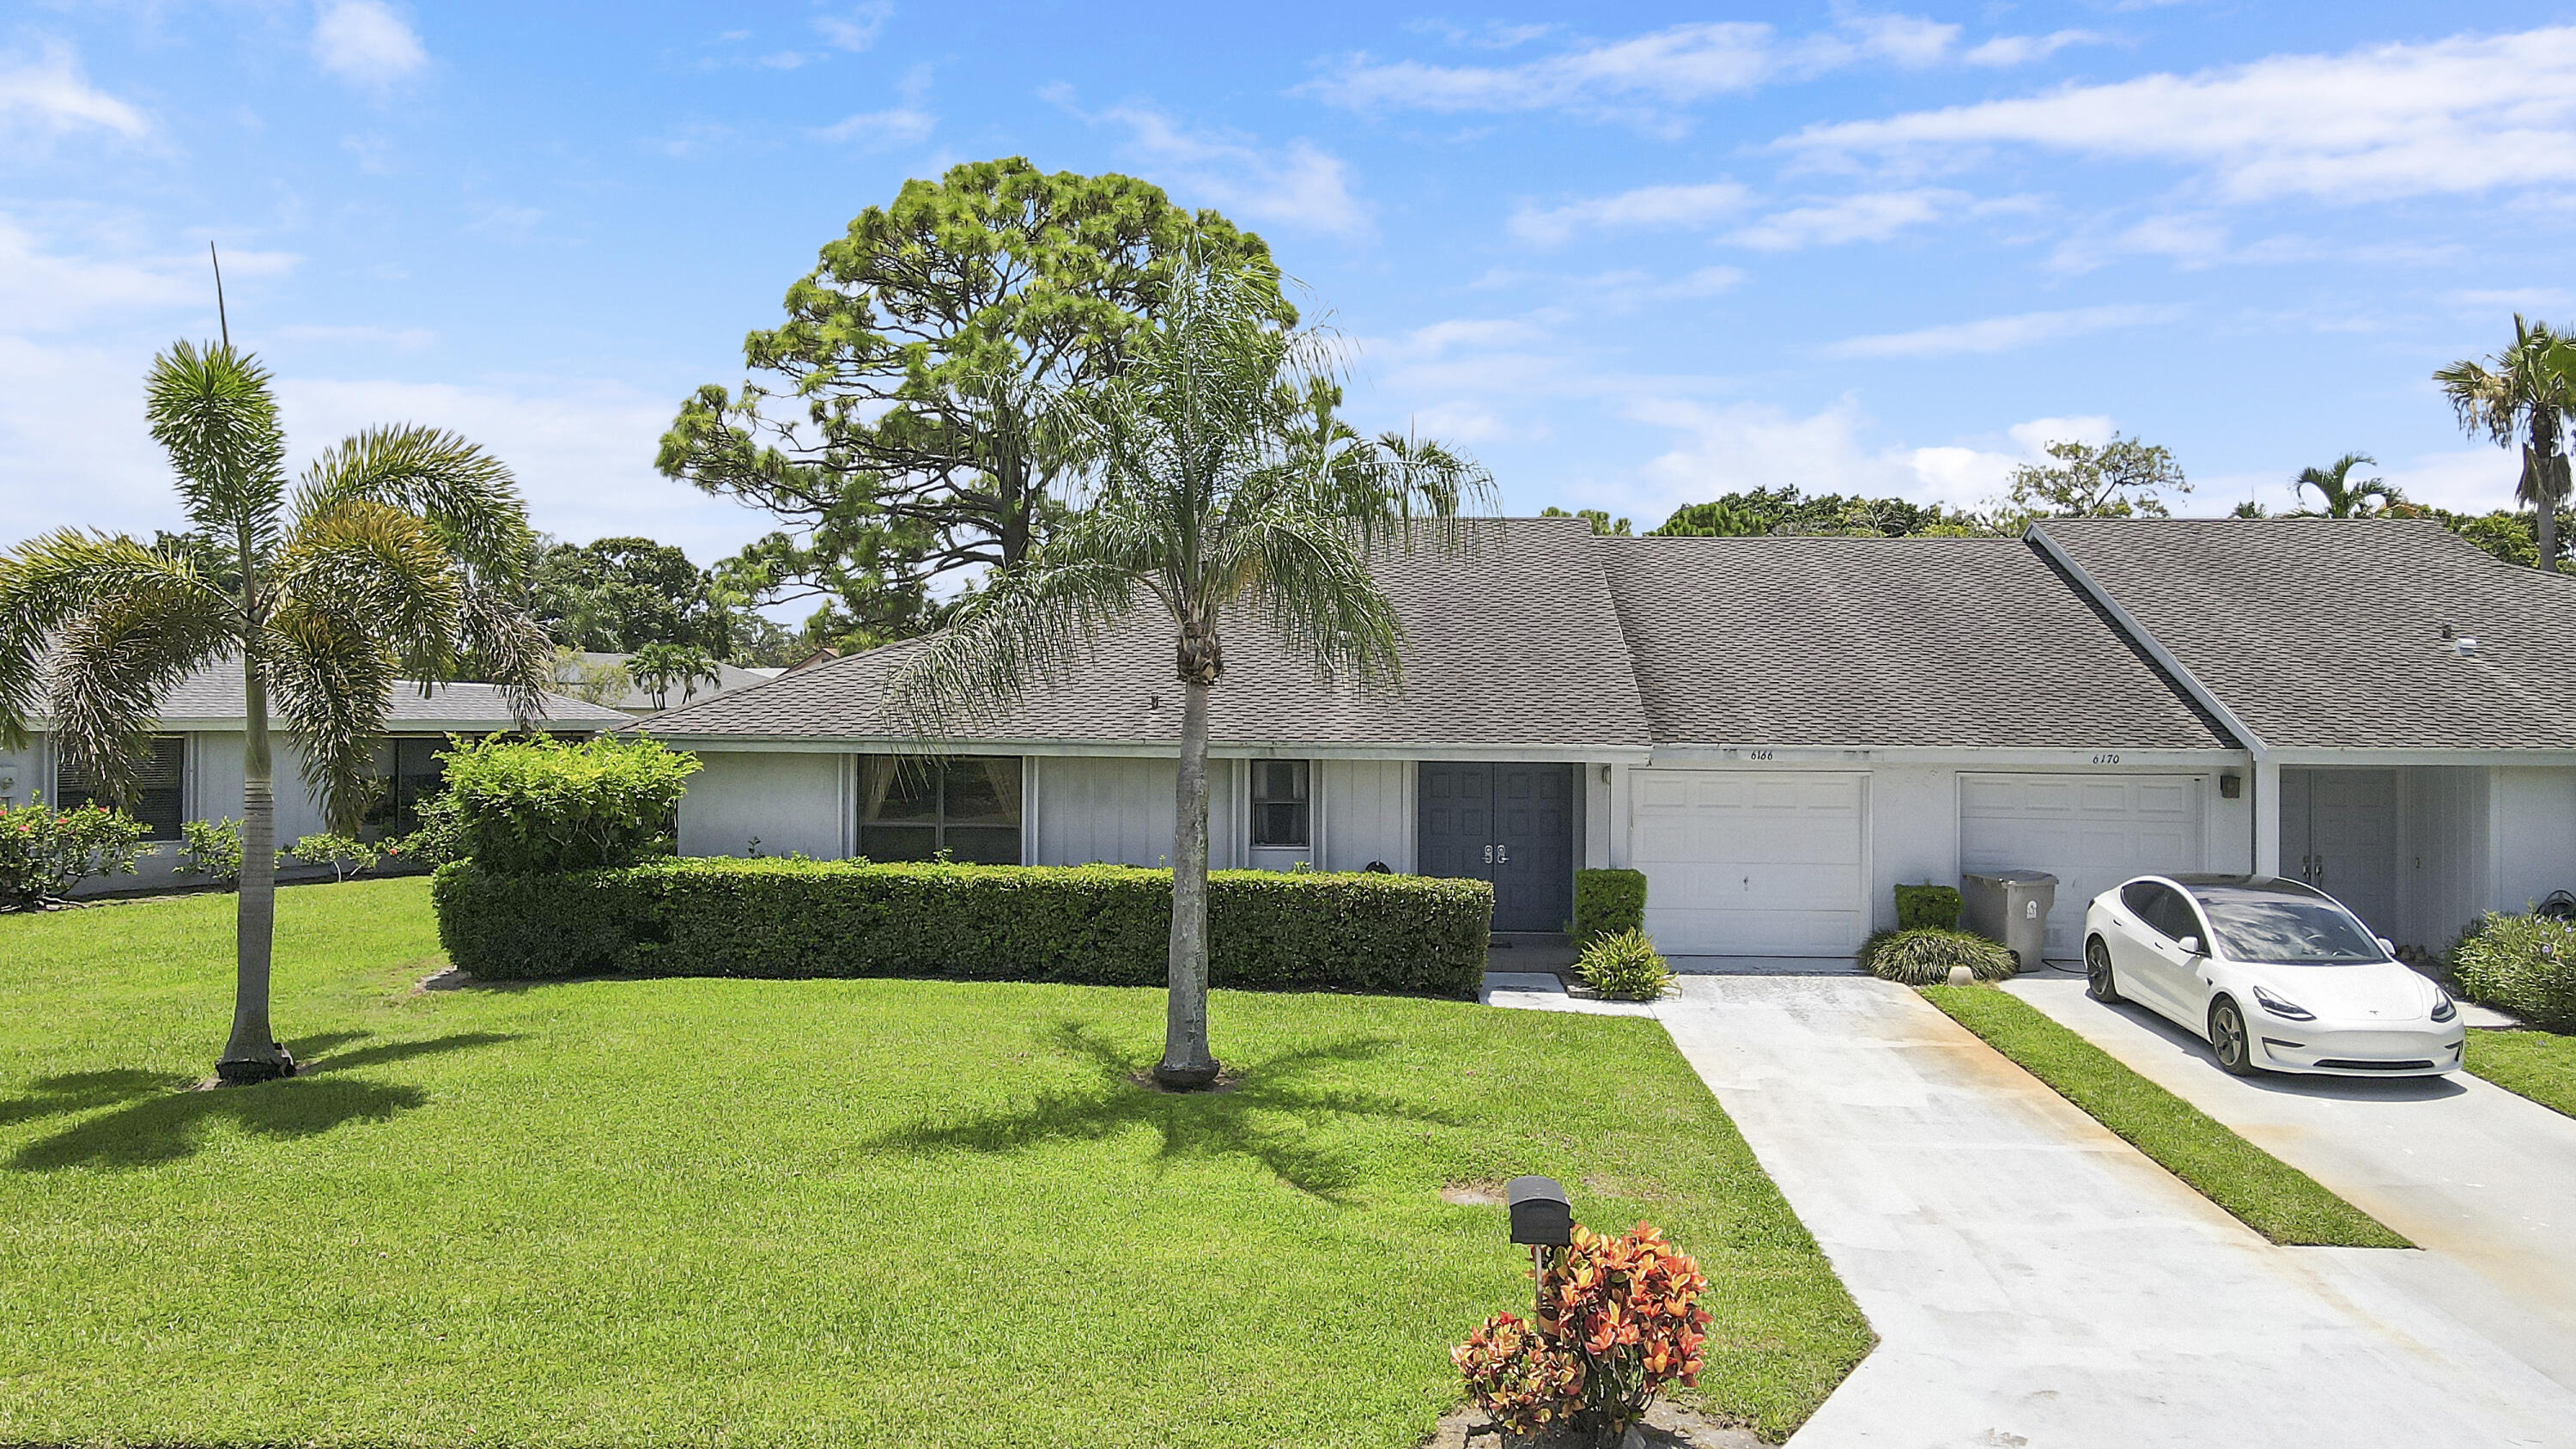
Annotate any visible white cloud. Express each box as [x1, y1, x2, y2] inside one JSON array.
[[813, 3, 892, 52], [1619, 399, 2123, 517], [1078, 99, 1367, 238], [815, 63, 934, 149], [312, 1, 428, 91], [0, 41, 149, 140], [1963, 30, 2102, 68], [1783, 26, 2576, 203], [1842, 14, 1960, 69], [2444, 288, 2573, 314], [1508, 181, 1749, 247], [0, 216, 296, 333], [1725, 188, 1965, 249], [465, 203, 544, 243], [1825, 304, 2174, 358]]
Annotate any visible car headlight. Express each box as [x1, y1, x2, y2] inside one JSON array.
[[2431, 993, 2458, 1023], [2251, 984, 2315, 1021]]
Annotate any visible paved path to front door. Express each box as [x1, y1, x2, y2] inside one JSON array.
[[2008, 975, 2576, 1398], [1492, 972, 2576, 1446]]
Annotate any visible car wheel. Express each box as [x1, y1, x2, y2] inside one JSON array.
[[2209, 997, 2259, 1076], [2085, 937, 2123, 1003]]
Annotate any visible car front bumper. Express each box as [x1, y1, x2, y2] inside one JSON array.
[[2251, 1019, 2465, 1076]]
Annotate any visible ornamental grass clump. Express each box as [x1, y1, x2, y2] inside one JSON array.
[[1862, 927, 2018, 985], [1576, 928, 1676, 1001], [2452, 912, 2576, 1032], [1455, 1221, 1713, 1445]]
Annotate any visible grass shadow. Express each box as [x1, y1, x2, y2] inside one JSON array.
[[871, 1021, 1457, 1202], [8, 1030, 520, 1172]]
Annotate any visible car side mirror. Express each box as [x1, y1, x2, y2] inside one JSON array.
[[2375, 936, 2396, 955], [2176, 935, 2203, 956]]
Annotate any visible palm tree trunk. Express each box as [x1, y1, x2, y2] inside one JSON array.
[[2543, 502, 2559, 575], [216, 656, 292, 1083], [1154, 678, 1220, 1089]]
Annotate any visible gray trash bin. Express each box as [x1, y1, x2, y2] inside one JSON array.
[[1961, 871, 2057, 973]]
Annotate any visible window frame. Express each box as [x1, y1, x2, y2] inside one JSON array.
[[55, 734, 185, 842], [1248, 758, 1311, 850], [856, 755, 1024, 864]]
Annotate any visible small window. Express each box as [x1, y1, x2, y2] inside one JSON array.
[[57, 735, 185, 841], [859, 756, 1022, 863], [1249, 759, 1309, 849]]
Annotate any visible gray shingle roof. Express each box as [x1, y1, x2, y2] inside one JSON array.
[[1596, 534, 2235, 749], [2038, 517, 2576, 750], [27, 658, 633, 733], [643, 517, 1656, 752]]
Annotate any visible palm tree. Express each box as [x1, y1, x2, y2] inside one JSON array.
[[0, 342, 550, 1083], [2437, 315, 2573, 572], [629, 641, 723, 709], [887, 254, 1492, 1089], [2293, 453, 2401, 517]]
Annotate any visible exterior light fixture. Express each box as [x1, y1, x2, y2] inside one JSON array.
[[2219, 773, 2242, 800]]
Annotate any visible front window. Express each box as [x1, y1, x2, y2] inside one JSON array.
[[56, 735, 184, 841], [1249, 759, 1309, 848], [859, 756, 1022, 864], [364, 737, 449, 838], [2196, 893, 2385, 965]]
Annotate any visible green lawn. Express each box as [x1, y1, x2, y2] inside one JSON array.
[[1920, 986, 2409, 1249], [0, 878, 1869, 1448], [2468, 1029, 2576, 1119]]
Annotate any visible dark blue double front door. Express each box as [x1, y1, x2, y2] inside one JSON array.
[[1419, 762, 1575, 933]]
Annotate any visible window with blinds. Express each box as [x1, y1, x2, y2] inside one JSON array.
[[55, 735, 185, 841]]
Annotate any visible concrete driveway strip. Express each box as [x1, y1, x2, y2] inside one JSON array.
[[2008, 975, 2576, 1397], [1624, 974, 2576, 1448]]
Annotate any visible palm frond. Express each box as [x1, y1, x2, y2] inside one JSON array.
[[295, 424, 538, 590], [457, 586, 556, 724], [263, 607, 394, 834], [273, 498, 465, 680], [143, 343, 289, 564], [883, 548, 1145, 735], [1214, 513, 1404, 687], [10, 536, 237, 797]]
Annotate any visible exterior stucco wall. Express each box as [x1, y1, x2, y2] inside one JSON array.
[[676, 751, 850, 861], [2491, 765, 2576, 916], [1867, 764, 1953, 933]]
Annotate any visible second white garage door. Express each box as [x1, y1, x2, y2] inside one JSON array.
[[1959, 774, 2206, 962], [1631, 770, 1868, 956]]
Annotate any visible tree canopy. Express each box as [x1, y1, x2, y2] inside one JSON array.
[[1997, 435, 2190, 521], [1648, 486, 1986, 538], [658, 157, 1288, 648]]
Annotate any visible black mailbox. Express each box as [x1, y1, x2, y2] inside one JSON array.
[[1505, 1175, 1572, 1246]]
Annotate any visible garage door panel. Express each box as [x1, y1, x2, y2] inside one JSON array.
[[1960, 773, 2207, 962], [1631, 770, 1867, 956]]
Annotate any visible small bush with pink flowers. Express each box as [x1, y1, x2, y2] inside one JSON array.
[[0, 795, 151, 910]]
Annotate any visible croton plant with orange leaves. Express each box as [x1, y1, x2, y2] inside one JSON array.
[[1452, 1221, 1712, 1441]]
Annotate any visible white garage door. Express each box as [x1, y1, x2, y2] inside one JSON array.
[[1631, 771, 1868, 956], [1959, 774, 2205, 961]]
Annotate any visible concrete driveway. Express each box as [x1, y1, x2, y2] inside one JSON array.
[[1494, 972, 2576, 1446], [2008, 975, 2576, 1397]]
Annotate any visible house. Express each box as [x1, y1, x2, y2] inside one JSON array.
[[550, 651, 785, 717], [640, 516, 2576, 959], [0, 662, 633, 892]]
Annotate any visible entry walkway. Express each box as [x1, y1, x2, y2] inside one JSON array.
[[1491, 972, 2576, 1446], [2008, 975, 2576, 1397]]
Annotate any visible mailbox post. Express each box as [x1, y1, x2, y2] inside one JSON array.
[[1505, 1175, 1573, 1320]]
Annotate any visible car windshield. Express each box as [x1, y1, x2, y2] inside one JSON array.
[[2195, 894, 2385, 965]]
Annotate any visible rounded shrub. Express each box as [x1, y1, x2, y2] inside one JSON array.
[[1862, 927, 2018, 985], [1576, 927, 1676, 1001], [2451, 912, 2576, 1032]]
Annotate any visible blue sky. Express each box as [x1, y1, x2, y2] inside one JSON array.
[[4, 2, 2572, 575]]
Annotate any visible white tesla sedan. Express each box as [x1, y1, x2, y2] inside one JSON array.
[[2082, 874, 2464, 1077]]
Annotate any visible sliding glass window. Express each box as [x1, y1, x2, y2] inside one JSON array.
[[859, 756, 1023, 864]]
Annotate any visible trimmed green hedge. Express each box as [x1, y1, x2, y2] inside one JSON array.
[[1893, 883, 1962, 932], [432, 858, 1494, 997], [1573, 868, 1648, 944]]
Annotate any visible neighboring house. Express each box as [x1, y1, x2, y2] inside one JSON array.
[[551, 651, 785, 718], [0, 663, 633, 892], [641, 516, 2576, 959]]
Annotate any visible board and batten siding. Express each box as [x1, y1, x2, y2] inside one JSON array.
[[676, 752, 852, 860], [1318, 758, 1411, 872], [2492, 765, 2576, 920]]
